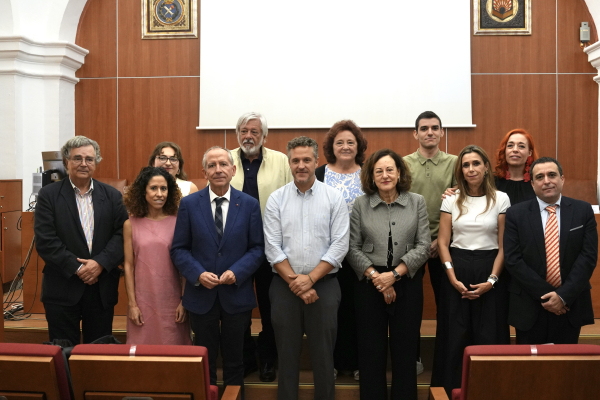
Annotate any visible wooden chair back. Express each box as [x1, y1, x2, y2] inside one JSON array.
[[0, 343, 72, 400]]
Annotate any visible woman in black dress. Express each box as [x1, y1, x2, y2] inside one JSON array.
[[493, 129, 539, 205]]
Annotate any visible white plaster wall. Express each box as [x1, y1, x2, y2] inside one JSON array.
[[0, 0, 13, 36], [584, 0, 600, 204], [0, 0, 88, 209], [0, 75, 17, 178], [585, 0, 600, 32]]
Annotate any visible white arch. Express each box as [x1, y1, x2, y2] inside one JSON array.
[[585, 0, 600, 28], [0, 0, 89, 208]]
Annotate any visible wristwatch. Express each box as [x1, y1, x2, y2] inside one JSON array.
[[392, 269, 401, 281]]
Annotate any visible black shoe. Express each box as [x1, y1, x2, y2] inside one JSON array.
[[259, 361, 276, 382], [244, 363, 258, 378]]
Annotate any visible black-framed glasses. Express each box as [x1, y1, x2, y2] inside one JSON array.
[[156, 155, 180, 164], [69, 156, 95, 166]]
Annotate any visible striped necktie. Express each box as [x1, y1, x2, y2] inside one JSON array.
[[545, 205, 561, 288], [215, 197, 225, 242]]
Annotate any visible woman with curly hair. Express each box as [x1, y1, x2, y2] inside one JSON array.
[[148, 141, 199, 196], [315, 119, 368, 381], [123, 166, 191, 345], [493, 128, 539, 205]]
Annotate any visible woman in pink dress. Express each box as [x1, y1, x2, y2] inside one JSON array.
[[123, 166, 191, 345]]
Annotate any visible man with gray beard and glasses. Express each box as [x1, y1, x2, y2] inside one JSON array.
[[230, 112, 292, 381]]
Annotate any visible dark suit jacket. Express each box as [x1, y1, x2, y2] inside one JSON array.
[[35, 178, 128, 308], [504, 196, 597, 331], [170, 186, 264, 315]]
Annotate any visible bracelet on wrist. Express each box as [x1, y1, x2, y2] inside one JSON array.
[[308, 274, 314, 284], [366, 269, 376, 281], [487, 274, 498, 287]]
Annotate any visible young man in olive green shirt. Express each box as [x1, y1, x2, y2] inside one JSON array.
[[403, 111, 457, 374]]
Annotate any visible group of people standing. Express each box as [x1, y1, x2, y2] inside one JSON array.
[[34, 110, 597, 400]]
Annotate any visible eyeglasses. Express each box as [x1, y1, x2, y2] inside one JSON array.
[[69, 157, 96, 166], [156, 155, 180, 164]]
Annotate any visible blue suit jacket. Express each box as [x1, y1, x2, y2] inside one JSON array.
[[170, 186, 264, 315], [504, 196, 597, 331]]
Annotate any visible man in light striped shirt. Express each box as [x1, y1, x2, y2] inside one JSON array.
[[264, 136, 349, 400], [35, 136, 128, 345]]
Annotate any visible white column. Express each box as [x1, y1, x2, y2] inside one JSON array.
[[585, 41, 600, 204], [0, 36, 88, 209], [584, 1, 600, 204]]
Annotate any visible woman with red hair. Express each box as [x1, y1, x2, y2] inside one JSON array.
[[493, 129, 539, 205]]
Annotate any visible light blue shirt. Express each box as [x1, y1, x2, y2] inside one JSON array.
[[264, 179, 350, 275]]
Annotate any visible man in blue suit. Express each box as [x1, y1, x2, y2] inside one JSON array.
[[171, 146, 264, 395]]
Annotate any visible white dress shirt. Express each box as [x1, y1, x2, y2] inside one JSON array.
[[209, 185, 231, 231]]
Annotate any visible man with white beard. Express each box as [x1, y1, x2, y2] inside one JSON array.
[[230, 112, 292, 382]]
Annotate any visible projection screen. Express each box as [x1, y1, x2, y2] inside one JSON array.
[[198, 0, 473, 129]]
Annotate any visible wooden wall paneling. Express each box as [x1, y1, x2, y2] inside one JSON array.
[[558, 0, 599, 73], [223, 126, 428, 166], [557, 73, 598, 204], [471, 0, 557, 73], [75, 79, 118, 178], [224, 129, 329, 160], [448, 74, 558, 161], [117, 0, 200, 77], [118, 77, 217, 182], [75, 0, 117, 78], [360, 128, 417, 160]]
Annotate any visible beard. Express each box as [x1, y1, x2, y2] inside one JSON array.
[[239, 136, 263, 157]]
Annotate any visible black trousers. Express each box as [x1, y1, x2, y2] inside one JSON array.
[[426, 256, 444, 310], [431, 248, 510, 396], [243, 258, 277, 366], [44, 282, 114, 345], [355, 267, 423, 400], [418, 256, 443, 360], [516, 310, 581, 344], [189, 298, 251, 398], [333, 259, 359, 371]]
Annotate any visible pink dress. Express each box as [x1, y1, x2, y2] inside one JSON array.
[[126, 216, 192, 345]]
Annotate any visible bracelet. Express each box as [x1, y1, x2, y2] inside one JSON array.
[[487, 274, 498, 287], [444, 261, 453, 270], [366, 269, 376, 280], [308, 274, 314, 284], [490, 274, 499, 280]]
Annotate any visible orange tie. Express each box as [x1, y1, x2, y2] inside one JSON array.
[[545, 205, 561, 288]]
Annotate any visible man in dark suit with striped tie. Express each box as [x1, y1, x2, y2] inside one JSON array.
[[171, 146, 264, 397], [504, 157, 597, 344]]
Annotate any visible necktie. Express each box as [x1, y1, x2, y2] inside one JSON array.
[[215, 197, 225, 241], [545, 205, 561, 287]]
